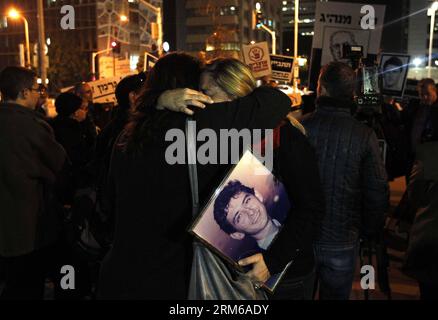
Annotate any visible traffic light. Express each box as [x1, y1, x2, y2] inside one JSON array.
[[252, 10, 264, 29], [111, 41, 121, 54]]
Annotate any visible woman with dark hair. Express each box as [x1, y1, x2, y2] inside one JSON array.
[[91, 73, 146, 246], [97, 52, 291, 299]]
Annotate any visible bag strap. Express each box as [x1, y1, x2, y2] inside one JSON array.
[[186, 118, 199, 217]]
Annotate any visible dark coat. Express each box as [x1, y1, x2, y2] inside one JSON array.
[[50, 115, 96, 192], [98, 87, 294, 299], [0, 102, 66, 257], [411, 101, 438, 152], [302, 96, 389, 244], [403, 142, 438, 285]]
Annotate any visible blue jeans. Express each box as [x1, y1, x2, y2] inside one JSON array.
[[313, 242, 359, 300]]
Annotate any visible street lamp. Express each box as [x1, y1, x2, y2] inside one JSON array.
[[427, 1, 438, 77], [253, 3, 276, 55], [7, 8, 31, 68], [293, 0, 299, 89]]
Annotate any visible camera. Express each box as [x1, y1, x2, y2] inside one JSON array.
[[341, 44, 382, 115], [341, 44, 363, 69]]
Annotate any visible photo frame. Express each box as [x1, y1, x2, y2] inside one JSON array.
[[379, 53, 411, 98], [189, 149, 292, 293]]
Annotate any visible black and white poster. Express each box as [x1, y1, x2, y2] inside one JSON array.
[[270, 55, 294, 83], [379, 53, 410, 98], [309, 1, 386, 90]]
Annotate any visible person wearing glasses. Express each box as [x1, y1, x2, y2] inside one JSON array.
[[0, 66, 66, 299]]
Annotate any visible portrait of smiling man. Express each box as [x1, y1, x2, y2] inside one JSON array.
[[213, 180, 281, 250]]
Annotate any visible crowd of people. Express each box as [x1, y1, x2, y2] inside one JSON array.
[[0, 52, 437, 300]]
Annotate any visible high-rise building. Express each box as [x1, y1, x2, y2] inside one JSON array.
[[280, 0, 409, 57], [0, 0, 163, 77], [280, 0, 315, 56], [173, 0, 282, 59], [408, 0, 436, 63]]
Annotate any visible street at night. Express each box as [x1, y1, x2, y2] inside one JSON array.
[[0, 0, 437, 308]]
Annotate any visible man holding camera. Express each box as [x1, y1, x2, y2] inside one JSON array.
[[302, 62, 389, 300]]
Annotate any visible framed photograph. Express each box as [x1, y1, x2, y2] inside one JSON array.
[[189, 150, 292, 293], [379, 53, 411, 98]]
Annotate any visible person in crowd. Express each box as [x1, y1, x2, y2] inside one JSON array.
[[411, 78, 438, 153], [92, 73, 146, 241], [50, 92, 101, 299], [302, 62, 389, 300], [97, 53, 292, 299], [0, 66, 66, 299], [402, 113, 438, 300], [35, 84, 49, 117], [74, 82, 93, 106], [51, 92, 97, 194], [73, 82, 108, 130], [395, 79, 438, 227], [401, 78, 438, 164]]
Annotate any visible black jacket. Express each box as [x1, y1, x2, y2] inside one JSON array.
[[403, 141, 438, 285], [302, 96, 389, 244], [0, 102, 66, 257], [50, 115, 96, 192], [98, 87, 294, 299]]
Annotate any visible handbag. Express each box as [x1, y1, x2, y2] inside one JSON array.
[[185, 119, 267, 300]]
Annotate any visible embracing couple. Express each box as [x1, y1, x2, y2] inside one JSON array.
[[97, 53, 324, 300]]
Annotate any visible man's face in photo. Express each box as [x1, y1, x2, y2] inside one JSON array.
[[330, 32, 354, 61], [225, 191, 269, 236], [383, 64, 402, 88]]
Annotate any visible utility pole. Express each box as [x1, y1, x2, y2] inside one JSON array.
[[37, 0, 47, 84], [293, 0, 299, 89], [141, 0, 163, 56]]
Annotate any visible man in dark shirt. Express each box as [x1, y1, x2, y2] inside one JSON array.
[[0, 66, 66, 299], [302, 62, 389, 300]]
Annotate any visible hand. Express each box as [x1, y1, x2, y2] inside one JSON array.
[[238, 253, 271, 283], [156, 88, 214, 115]]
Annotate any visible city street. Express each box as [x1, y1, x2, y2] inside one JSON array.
[[1, 0, 437, 302]]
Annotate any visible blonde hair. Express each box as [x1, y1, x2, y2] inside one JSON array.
[[204, 58, 256, 99]]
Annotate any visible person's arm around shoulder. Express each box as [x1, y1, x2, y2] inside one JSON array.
[[194, 86, 291, 132]]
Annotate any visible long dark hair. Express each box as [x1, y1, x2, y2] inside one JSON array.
[[122, 52, 203, 153]]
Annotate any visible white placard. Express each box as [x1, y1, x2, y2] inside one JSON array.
[[312, 1, 386, 66], [242, 42, 272, 78]]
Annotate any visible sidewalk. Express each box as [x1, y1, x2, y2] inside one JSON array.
[[350, 177, 420, 300]]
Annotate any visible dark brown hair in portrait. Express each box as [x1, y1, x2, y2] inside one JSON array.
[[122, 52, 203, 153]]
